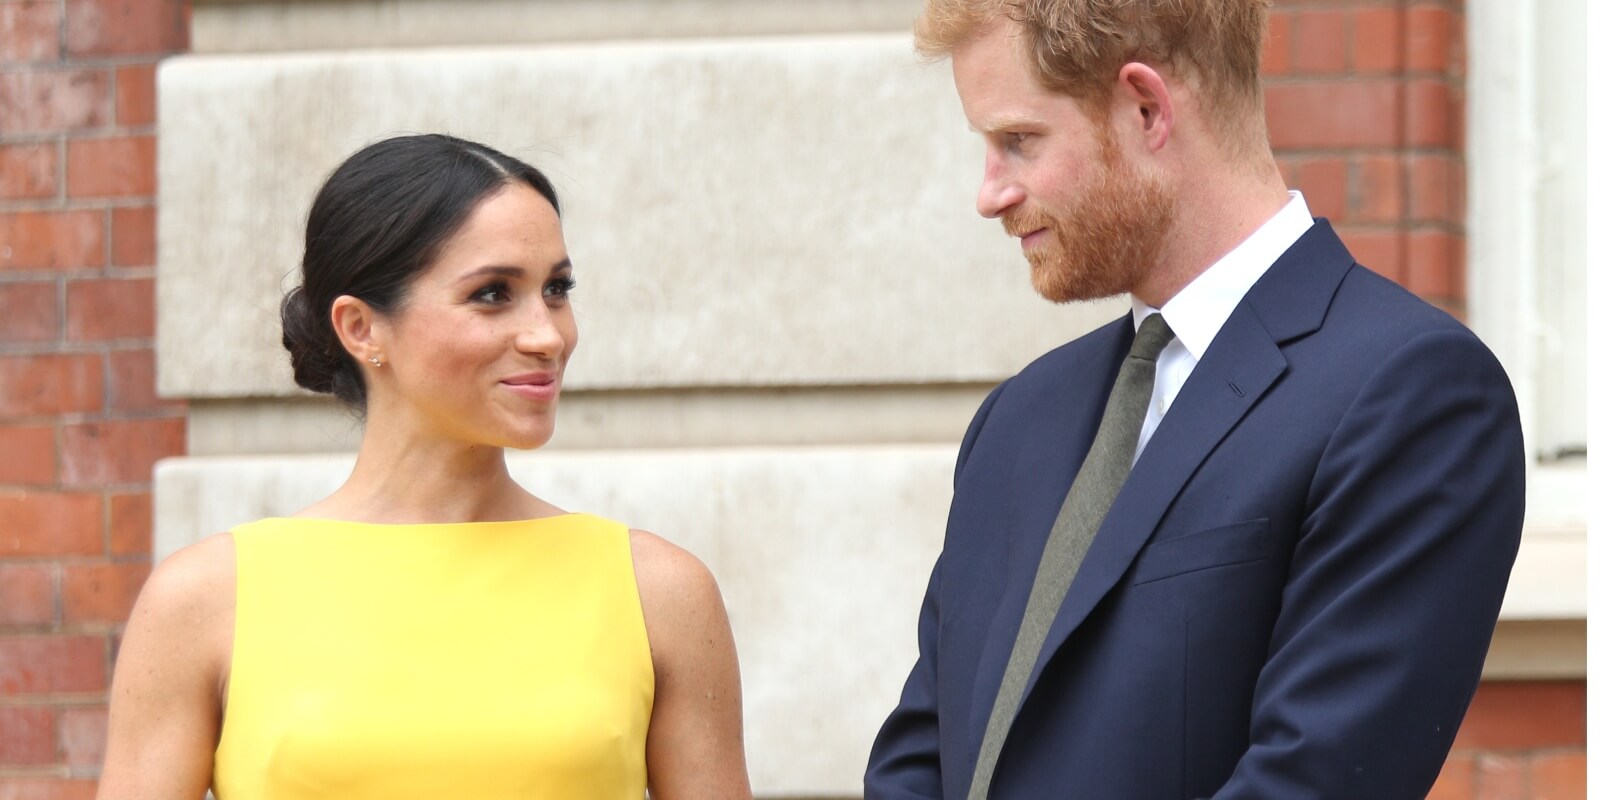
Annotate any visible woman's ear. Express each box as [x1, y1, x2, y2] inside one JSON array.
[[330, 295, 386, 366]]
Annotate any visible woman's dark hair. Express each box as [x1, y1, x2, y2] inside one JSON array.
[[280, 133, 561, 408]]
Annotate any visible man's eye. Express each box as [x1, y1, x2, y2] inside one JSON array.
[[1006, 132, 1031, 151]]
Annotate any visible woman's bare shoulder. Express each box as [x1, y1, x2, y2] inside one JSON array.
[[628, 528, 722, 612], [130, 532, 236, 639], [627, 528, 733, 672]]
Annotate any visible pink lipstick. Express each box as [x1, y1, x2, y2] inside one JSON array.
[[500, 372, 559, 401]]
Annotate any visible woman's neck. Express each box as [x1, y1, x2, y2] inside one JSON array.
[[300, 411, 554, 525]]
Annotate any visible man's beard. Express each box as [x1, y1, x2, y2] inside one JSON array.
[[1003, 140, 1176, 304]]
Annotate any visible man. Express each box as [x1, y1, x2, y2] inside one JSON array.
[[866, 1, 1524, 798]]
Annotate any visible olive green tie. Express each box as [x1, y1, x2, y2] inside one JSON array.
[[966, 313, 1176, 799]]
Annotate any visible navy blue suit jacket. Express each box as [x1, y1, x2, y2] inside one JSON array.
[[865, 222, 1524, 799]]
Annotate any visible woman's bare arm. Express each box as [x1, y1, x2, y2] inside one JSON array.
[[632, 530, 752, 800], [97, 534, 235, 800]]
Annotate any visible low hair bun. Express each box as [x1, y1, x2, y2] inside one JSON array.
[[280, 285, 356, 402]]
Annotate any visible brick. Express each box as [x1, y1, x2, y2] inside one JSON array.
[[66, 135, 156, 198], [1350, 156, 1404, 223], [0, 282, 59, 343], [1531, 751, 1586, 800], [0, 635, 105, 693], [1342, 230, 1403, 282], [1409, 154, 1464, 226], [1296, 158, 1347, 222], [0, 492, 102, 558], [0, 143, 58, 200], [1404, 79, 1461, 149], [1274, 157, 1297, 188], [1480, 754, 1529, 800], [1406, 230, 1463, 302], [0, 70, 112, 135], [1427, 756, 1474, 800], [1431, 297, 1465, 323], [1266, 81, 1401, 149], [1291, 10, 1346, 74], [0, 705, 56, 764], [0, 564, 55, 626], [0, 0, 60, 63], [1455, 681, 1587, 751], [0, 778, 99, 800], [0, 210, 107, 272], [108, 492, 149, 557], [1352, 8, 1402, 73], [0, 425, 55, 485], [0, 354, 104, 417], [110, 206, 155, 267], [58, 705, 106, 769], [65, 0, 188, 57], [109, 349, 178, 414], [62, 561, 149, 623], [66, 277, 154, 341], [115, 63, 157, 126], [1404, 6, 1461, 75], [60, 417, 184, 487], [1261, 11, 1291, 77]]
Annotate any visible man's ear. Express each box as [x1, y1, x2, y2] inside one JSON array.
[[330, 295, 385, 365], [1116, 62, 1175, 154]]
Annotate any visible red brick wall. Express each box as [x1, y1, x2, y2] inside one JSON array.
[[1265, 0, 1466, 316], [0, 1, 1584, 798], [0, 0, 189, 795], [1432, 682, 1588, 800]]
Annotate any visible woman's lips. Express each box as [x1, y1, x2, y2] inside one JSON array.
[[500, 373, 558, 401]]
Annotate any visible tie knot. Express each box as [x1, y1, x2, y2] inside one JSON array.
[[1130, 313, 1176, 361]]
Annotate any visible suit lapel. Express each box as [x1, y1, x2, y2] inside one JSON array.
[[964, 320, 1129, 745], [1006, 220, 1357, 720]]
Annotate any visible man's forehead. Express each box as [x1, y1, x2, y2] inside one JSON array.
[[951, 25, 1062, 129]]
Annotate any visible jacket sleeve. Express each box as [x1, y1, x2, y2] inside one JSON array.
[[1208, 329, 1524, 799], [865, 380, 1009, 799]]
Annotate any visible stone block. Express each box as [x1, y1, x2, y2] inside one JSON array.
[[192, 0, 926, 53]]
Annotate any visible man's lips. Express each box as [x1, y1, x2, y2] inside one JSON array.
[[1020, 228, 1049, 250]]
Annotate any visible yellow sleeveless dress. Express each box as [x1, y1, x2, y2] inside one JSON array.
[[213, 514, 653, 799]]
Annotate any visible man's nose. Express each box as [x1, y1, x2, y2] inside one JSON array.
[[976, 151, 1023, 219]]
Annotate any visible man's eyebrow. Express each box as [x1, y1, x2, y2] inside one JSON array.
[[971, 114, 1046, 134]]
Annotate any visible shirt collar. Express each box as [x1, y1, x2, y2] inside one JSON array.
[[1131, 191, 1313, 359]]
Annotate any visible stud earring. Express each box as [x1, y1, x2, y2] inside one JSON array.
[[368, 356, 383, 367]]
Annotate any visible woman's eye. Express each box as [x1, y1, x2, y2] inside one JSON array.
[[543, 277, 576, 300], [471, 282, 512, 304]]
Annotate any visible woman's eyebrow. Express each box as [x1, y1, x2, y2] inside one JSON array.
[[455, 265, 525, 283]]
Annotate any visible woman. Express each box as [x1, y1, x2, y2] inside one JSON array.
[[99, 134, 752, 799]]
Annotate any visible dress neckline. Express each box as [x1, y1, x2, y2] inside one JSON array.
[[257, 513, 583, 529]]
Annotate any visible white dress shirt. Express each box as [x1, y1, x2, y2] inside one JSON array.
[[1129, 191, 1314, 462]]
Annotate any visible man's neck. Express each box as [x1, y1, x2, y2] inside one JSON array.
[[1135, 162, 1290, 308]]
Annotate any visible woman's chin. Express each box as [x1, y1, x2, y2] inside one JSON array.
[[498, 428, 555, 451]]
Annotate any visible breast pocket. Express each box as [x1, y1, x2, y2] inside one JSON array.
[[1130, 518, 1272, 586]]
